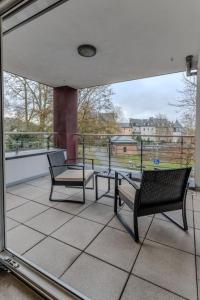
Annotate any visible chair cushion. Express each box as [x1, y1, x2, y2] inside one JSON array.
[[118, 183, 136, 203], [55, 169, 94, 182]]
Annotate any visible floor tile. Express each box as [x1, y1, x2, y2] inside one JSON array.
[[29, 191, 59, 207], [193, 199, 200, 212], [156, 209, 194, 228], [7, 202, 48, 223], [108, 211, 152, 237], [86, 226, 140, 271], [133, 240, 196, 299], [6, 218, 19, 231], [147, 218, 194, 254], [194, 211, 200, 229], [7, 225, 45, 254], [186, 191, 195, 210], [61, 253, 128, 300], [7, 183, 27, 193], [54, 200, 92, 215], [193, 192, 200, 211], [5, 193, 29, 211], [49, 189, 75, 201], [97, 196, 115, 206], [4, 176, 198, 300], [27, 176, 51, 189], [97, 178, 115, 191], [121, 275, 184, 300], [52, 216, 103, 250], [8, 184, 48, 201], [24, 237, 80, 277], [68, 188, 96, 202], [196, 256, 200, 297], [195, 229, 200, 256], [78, 203, 114, 224], [25, 208, 73, 235], [55, 187, 83, 197]]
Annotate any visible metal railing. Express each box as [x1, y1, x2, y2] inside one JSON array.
[[4, 132, 195, 177], [76, 133, 195, 176], [5, 132, 58, 153]]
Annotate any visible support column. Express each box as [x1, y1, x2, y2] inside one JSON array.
[[195, 65, 200, 188], [53, 86, 78, 161]]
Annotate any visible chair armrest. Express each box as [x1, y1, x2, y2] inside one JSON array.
[[77, 157, 94, 170], [67, 164, 85, 169], [116, 171, 140, 190], [129, 174, 142, 183], [51, 164, 84, 169]]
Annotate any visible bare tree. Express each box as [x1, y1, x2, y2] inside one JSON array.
[[4, 73, 119, 134], [78, 85, 120, 134], [4, 72, 53, 131], [170, 74, 196, 134]]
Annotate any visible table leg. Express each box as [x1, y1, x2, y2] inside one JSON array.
[[95, 175, 98, 201]]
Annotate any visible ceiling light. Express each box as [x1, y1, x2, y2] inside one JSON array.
[[78, 44, 97, 57]]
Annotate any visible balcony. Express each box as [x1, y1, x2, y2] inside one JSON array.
[[1, 0, 200, 299], [5, 171, 199, 300]]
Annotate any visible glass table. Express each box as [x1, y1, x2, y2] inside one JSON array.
[[95, 169, 138, 200]]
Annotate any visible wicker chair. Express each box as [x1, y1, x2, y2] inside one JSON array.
[[114, 168, 192, 242], [47, 151, 94, 203]]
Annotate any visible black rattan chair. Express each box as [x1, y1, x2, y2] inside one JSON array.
[[47, 151, 94, 203], [114, 168, 191, 242]]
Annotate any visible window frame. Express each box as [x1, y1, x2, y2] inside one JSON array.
[[0, 1, 87, 299]]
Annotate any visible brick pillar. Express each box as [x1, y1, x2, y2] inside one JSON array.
[[53, 86, 78, 161]]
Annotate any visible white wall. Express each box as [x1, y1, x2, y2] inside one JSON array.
[[5, 154, 49, 186]]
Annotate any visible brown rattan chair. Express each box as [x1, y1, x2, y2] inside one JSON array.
[[47, 150, 94, 203], [114, 168, 192, 242]]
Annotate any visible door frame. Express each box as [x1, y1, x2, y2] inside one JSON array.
[[0, 1, 87, 299]]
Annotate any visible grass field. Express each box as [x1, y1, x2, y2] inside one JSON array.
[[115, 154, 193, 170], [78, 145, 193, 171]]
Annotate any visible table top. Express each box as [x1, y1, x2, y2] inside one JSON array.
[[96, 169, 131, 180]]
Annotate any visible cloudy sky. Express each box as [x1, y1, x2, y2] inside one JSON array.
[[111, 72, 185, 122]]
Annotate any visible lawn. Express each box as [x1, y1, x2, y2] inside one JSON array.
[[115, 154, 193, 170], [78, 145, 193, 171]]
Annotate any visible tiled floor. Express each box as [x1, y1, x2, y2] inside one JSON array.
[[5, 176, 200, 300]]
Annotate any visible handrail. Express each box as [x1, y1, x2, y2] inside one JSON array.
[[74, 133, 195, 138], [75, 133, 195, 177], [5, 132, 58, 153], [5, 131, 58, 135]]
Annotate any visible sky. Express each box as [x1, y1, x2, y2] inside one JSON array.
[[111, 72, 185, 122]]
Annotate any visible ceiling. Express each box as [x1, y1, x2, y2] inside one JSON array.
[[3, 0, 200, 88]]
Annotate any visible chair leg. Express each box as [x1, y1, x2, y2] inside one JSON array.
[[95, 175, 98, 201], [114, 198, 140, 242], [108, 177, 111, 192], [134, 212, 139, 242], [161, 211, 188, 231], [83, 184, 86, 204], [49, 184, 54, 201], [182, 205, 188, 231], [92, 175, 95, 189], [119, 179, 122, 206], [114, 192, 118, 213]]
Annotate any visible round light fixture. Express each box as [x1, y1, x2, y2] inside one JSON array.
[[78, 44, 97, 57]]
